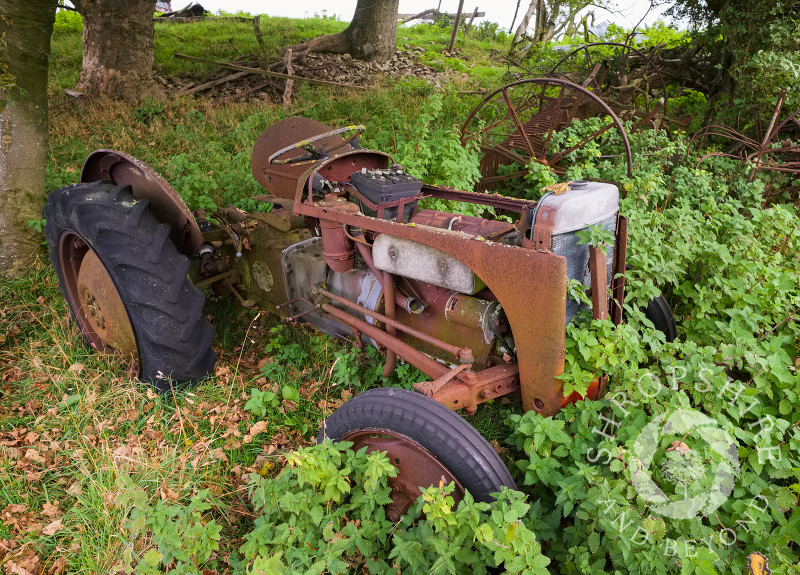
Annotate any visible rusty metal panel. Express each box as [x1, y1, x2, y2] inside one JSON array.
[[411, 209, 516, 240], [610, 216, 628, 325], [417, 363, 521, 415], [81, 150, 202, 255], [297, 201, 567, 416], [589, 245, 608, 321], [251, 116, 392, 199]]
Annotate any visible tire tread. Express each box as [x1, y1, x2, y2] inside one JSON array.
[[44, 182, 216, 391], [319, 387, 516, 503]]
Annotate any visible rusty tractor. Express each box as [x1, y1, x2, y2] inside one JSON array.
[[44, 113, 675, 518]]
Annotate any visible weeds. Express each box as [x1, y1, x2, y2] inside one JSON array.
[[4, 9, 796, 574]]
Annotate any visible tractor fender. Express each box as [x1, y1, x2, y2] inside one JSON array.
[[81, 150, 203, 256]]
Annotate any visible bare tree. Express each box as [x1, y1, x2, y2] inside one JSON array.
[[0, 0, 59, 276], [72, 0, 164, 102], [513, 0, 607, 44], [285, 0, 400, 63]]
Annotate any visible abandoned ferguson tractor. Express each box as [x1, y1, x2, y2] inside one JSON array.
[[44, 113, 674, 518]]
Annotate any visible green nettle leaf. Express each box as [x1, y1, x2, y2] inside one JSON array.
[[233, 444, 551, 573], [496, 113, 800, 575], [249, 552, 285, 574], [575, 223, 615, 255], [142, 549, 162, 568], [776, 487, 797, 511]]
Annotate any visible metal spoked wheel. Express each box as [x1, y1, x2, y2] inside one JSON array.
[[461, 77, 632, 193], [44, 181, 216, 391], [318, 387, 516, 521], [546, 42, 669, 117]]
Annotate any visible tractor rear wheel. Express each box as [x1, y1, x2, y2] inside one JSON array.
[[318, 387, 516, 521], [44, 181, 216, 391]]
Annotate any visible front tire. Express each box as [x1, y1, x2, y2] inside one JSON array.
[[318, 387, 516, 520], [644, 294, 677, 342], [44, 181, 216, 391]]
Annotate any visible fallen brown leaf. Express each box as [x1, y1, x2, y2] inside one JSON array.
[[4, 549, 41, 575], [22, 432, 39, 446], [67, 362, 84, 374], [24, 449, 43, 463], [45, 556, 66, 575], [41, 519, 64, 537], [2, 504, 28, 516], [249, 420, 268, 436], [160, 485, 180, 502], [41, 502, 60, 518]]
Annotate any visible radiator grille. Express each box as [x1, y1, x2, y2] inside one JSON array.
[[551, 213, 617, 324]]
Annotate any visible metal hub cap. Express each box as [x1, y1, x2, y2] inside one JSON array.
[[344, 429, 465, 522], [57, 230, 137, 356]]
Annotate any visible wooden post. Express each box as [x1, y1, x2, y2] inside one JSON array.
[[283, 49, 294, 110], [466, 7, 480, 30], [448, 0, 466, 53]]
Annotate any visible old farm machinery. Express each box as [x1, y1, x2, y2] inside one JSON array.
[[44, 101, 675, 516]]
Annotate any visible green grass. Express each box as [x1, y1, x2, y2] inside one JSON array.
[[0, 260, 399, 570]]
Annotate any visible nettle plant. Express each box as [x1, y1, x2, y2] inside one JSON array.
[[236, 441, 551, 574], [505, 120, 800, 574]]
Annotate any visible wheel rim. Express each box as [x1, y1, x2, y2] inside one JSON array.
[[345, 429, 465, 522], [545, 42, 669, 114], [461, 78, 633, 193], [56, 229, 137, 357]]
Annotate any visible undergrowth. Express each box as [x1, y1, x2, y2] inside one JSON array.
[[2, 10, 798, 575]]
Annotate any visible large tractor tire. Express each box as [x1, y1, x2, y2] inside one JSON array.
[[644, 294, 678, 342], [44, 181, 216, 392]]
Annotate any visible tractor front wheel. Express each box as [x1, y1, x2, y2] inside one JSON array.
[[318, 387, 516, 521]]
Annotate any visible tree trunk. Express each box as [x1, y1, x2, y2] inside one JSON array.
[[0, 0, 58, 277], [345, 0, 399, 61], [74, 0, 164, 102], [509, 0, 522, 33], [285, 0, 400, 63], [513, 0, 538, 44]]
